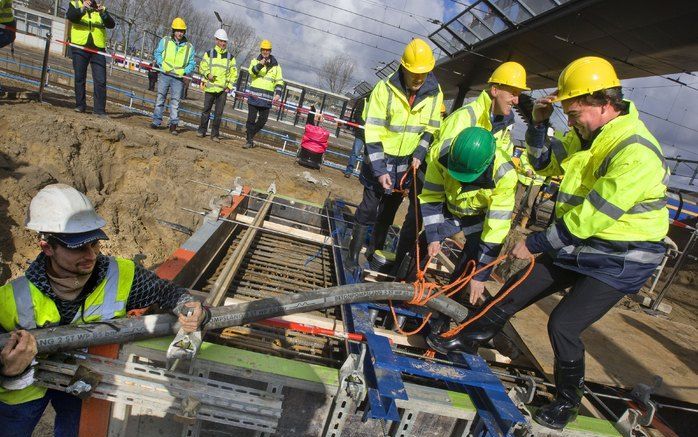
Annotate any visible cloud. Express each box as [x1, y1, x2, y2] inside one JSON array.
[[200, 0, 446, 89]]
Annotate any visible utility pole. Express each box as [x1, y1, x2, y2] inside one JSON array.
[[53, 0, 60, 16], [124, 19, 133, 56], [140, 29, 147, 59]]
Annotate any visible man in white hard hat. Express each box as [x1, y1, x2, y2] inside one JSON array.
[[0, 184, 208, 436], [197, 28, 238, 142]]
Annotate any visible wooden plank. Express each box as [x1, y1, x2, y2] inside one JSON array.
[[236, 214, 329, 245], [506, 293, 698, 402]]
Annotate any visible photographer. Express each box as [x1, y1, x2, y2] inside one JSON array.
[[66, 0, 115, 116]]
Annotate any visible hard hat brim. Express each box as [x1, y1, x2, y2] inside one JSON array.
[[50, 228, 109, 249], [448, 167, 484, 183]]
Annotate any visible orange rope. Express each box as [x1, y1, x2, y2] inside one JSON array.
[[387, 166, 536, 341]]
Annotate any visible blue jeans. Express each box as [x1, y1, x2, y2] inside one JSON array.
[[344, 136, 364, 175], [152, 74, 183, 126], [0, 389, 82, 437]]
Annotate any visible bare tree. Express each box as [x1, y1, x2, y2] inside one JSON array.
[[318, 55, 356, 94], [25, 0, 55, 14]]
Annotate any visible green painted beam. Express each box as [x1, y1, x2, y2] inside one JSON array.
[[135, 338, 620, 435]]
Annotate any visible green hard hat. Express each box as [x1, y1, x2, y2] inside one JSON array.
[[447, 126, 496, 182]]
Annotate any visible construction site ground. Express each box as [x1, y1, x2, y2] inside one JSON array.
[[0, 75, 696, 436]]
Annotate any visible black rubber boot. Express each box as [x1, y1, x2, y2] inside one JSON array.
[[365, 222, 389, 262], [534, 358, 584, 430], [346, 224, 369, 269], [425, 305, 511, 355]]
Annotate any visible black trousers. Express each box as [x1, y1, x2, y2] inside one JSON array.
[[355, 184, 418, 254], [72, 48, 107, 113], [394, 175, 424, 266], [495, 254, 624, 362], [198, 91, 228, 138], [147, 71, 158, 91], [246, 104, 270, 141]]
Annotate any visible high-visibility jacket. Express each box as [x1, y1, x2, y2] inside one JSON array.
[[69, 0, 106, 48], [420, 133, 517, 279], [516, 150, 545, 186], [440, 90, 516, 158], [199, 46, 237, 94], [0, 257, 135, 405], [361, 71, 443, 190], [525, 101, 669, 292], [155, 36, 195, 78], [247, 55, 284, 108], [0, 0, 13, 24]]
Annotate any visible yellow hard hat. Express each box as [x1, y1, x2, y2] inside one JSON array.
[[401, 38, 435, 74], [555, 56, 620, 102], [260, 39, 272, 50], [488, 61, 529, 91], [171, 17, 187, 31]]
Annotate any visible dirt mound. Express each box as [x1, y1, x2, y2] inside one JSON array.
[[0, 99, 362, 282]]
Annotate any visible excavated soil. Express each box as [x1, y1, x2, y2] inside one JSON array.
[[0, 94, 363, 283]]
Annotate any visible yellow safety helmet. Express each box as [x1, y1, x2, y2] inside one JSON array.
[[555, 56, 620, 102], [260, 39, 272, 50], [401, 38, 435, 74], [171, 17, 187, 31], [487, 61, 530, 91]]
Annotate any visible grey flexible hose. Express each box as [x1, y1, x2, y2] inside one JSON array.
[[0, 282, 467, 354]]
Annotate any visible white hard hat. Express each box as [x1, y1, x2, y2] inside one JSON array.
[[25, 184, 108, 247], [214, 28, 228, 42]]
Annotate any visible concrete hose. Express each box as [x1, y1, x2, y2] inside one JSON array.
[[0, 282, 468, 354]]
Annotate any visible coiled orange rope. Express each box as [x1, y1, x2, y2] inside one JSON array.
[[388, 166, 535, 340]]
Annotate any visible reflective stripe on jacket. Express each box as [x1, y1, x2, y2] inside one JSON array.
[[525, 101, 669, 292], [248, 56, 284, 108], [0, 257, 135, 405], [420, 140, 517, 280], [157, 37, 195, 78], [361, 70, 443, 190], [69, 0, 106, 48], [200, 46, 237, 93], [0, 0, 13, 24]]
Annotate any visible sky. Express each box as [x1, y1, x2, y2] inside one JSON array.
[[198, 0, 697, 188]]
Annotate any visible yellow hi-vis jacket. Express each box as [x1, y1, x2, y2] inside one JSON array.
[[69, 0, 107, 48], [516, 151, 545, 186], [247, 55, 284, 108], [200, 46, 238, 94], [440, 90, 516, 157], [0, 0, 13, 24], [157, 36, 195, 78], [361, 70, 443, 190], [420, 134, 517, 279], [525, 101, 669, 292], [0, 257, 135, 405]]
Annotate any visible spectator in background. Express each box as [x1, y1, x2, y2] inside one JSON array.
[[306, 103, 317, 126], [344, 96, 367, 178], [147, 61, 159, 91], [66, 0, 115, 116]]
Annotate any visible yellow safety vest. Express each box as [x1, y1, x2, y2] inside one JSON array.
[[161, 37, 193, 77], [529, 101, 669, 243], [248, 58, 284, 99], [439, 90, 515, 157], [0, 0, 13, 24], [200, 46, 238, 94], [420, 139, 518, 245], [69, 0, 107, 49], [0, 257, 135, 405], [364, 75, 442, 157]]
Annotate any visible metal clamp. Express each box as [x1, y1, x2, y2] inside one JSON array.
[[615, 375, 662, 437], [65, 364, 102, 399]]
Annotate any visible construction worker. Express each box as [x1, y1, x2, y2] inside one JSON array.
[[150, 17, 196, 135], [0, 184, 208, 436], [410, 126, 517, 297], [346, 38, 443, 269], [66, 0, 115, 116], [343, 95, 367, 178], [392, 62, 527, 275], [429, 57, 669, 430], [196, 28, 238, 142], [244, 39, 284, 149], [514, 145, 546, 230]]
